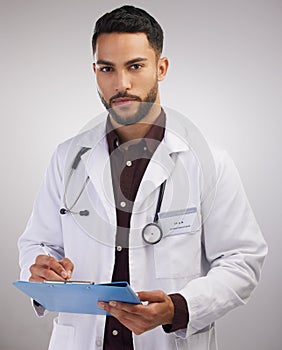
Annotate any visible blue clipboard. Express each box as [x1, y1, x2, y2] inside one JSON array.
[[13, 280, 141, 315]]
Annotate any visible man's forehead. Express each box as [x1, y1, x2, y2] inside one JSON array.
[[95, 32, 155, 61], [96, 32, 148, 44]]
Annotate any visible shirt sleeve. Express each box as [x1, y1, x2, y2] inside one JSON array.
[[32, 300, 48, 317], [162, 293, 189, 333]]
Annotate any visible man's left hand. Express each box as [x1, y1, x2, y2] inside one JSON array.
[[98, 290, 174, 335]]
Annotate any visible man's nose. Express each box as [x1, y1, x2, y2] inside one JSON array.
[[114, 70, 131, 92]]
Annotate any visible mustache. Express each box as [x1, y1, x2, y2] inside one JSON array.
[[109, 92, 142, 105]]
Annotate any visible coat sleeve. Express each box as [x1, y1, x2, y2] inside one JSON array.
[[18, 143, 67, 281], [178, 149, 267, 338]]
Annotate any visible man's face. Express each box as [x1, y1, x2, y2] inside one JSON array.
[[93, 32, 166, 125]]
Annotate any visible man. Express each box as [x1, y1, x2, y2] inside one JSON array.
[[18, 5, 267, 350]]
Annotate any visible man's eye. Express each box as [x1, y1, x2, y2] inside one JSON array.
[[100, 66, 113, 73], [129, 64, 142, 70]]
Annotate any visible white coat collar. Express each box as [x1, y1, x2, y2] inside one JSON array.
[[75, 108, 192, 210], [76, 107, 191, 152]]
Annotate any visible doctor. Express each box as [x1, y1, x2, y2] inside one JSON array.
[[18, 5, 267, 350]]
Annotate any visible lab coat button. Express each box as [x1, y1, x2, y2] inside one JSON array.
[[95, 339, 103, 347], [112, 329, 119, 336]]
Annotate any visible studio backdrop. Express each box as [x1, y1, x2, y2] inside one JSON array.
[[1, 1, 281, 349]]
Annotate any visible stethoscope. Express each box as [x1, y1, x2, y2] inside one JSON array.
[[60, 147, 166, 245], [141, 181, 166, 244], [60, 147, 91, 217]]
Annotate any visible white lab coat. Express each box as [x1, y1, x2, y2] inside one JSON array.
[[18, 109, 267, 350]]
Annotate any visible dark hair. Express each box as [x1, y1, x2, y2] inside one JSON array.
[[92, 5, 164, 57]]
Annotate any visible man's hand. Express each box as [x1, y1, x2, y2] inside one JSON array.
[[98, 290, 174, 335], [29, 255, 74, 282]]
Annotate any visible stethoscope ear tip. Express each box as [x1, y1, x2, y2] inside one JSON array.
[[59, 208, 89, 216]]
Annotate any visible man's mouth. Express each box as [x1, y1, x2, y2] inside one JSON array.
[[111, 97, 138, 107]]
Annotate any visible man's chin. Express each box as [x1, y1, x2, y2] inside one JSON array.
[[108, 101, 156, 126], [109, 113, 141, 126], [109, 106, 143, 125]]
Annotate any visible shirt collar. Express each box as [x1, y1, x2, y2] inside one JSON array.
[[106, 109, 166, 155]]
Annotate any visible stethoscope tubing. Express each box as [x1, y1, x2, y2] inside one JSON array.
[[60, 147, 90, 216], [60, 147, 166, 244]]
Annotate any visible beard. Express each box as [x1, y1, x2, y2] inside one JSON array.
[[98, 81, 158, 125]]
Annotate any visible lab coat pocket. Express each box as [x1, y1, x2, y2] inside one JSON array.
[[175, 325, 217, 350], [154, 209, 201, 279], [49, 316, 75, 350]]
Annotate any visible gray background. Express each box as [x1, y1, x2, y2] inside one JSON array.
[[1, 0, 281, 349]]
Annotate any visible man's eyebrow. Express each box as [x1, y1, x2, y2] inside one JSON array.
[[96, 60, 114, 66], [95, 57, 148, 66], [126, 57, 148, 65]]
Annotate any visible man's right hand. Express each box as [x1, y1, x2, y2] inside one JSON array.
[[29, 255, 74, 282]]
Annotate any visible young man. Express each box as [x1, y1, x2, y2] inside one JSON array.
[[18, 5, 267, 350]]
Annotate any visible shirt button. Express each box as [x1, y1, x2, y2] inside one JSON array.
[[117, 246, 122, 252], [112, 329, 119, 336], [120, 201, 126, 208], [143, 146, 147, 151], [126, 160, 132, 167]]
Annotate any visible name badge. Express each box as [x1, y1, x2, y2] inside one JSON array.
[[158, 208, 198, 237]]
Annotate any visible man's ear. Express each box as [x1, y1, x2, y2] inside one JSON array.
[[92, 63, 97, 74], [157, 57, 169, 82]]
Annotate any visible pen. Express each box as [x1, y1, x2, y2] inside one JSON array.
[[40, 243, 51, 256]]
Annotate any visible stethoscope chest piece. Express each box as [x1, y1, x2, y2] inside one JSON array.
[[142, 223, 163, 245]]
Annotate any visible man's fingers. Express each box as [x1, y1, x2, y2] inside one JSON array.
[[137, 290, 167, 303], [98, 301, 161, 335], [30, 264, 66, 281], [98, 301, 144, 325], [29, 276, 45, 282], [98, 290, 167, 315], [98, 301, 142, 317], [98, 290, 174, 335], [46, 257, 69, 278], [108, 301, 144, 314], [59, 258, 74, 279], [30, 255, 69, 280]]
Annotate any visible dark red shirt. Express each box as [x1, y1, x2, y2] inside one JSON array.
[[103, 110, 189, 350]]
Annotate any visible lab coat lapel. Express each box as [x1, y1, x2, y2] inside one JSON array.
[[134, 142, 175, 206], [134, 110, 190, 207], [130, 116, 190, 249], [79, 126, 116, 226]]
